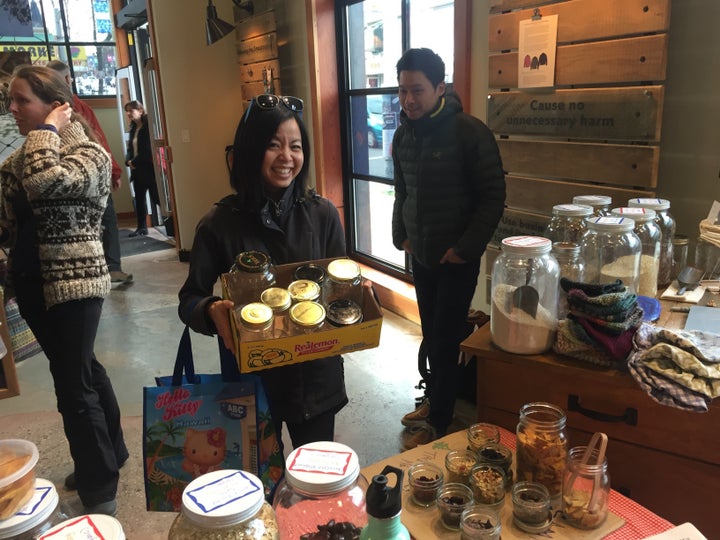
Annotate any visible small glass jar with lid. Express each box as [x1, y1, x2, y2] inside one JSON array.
[[562, 446, 611, 529], [490, 236, 559, 355], [260, 287, 292, 338], [460, 506, 501, 540], [436, 483, 473, 531], [476, 442, 513, 487], [611, 207, 661, 297], [322, 258, 363, 308], [543, 204, 594, 244], [168, 470, 278, 540], [237, 302, 274, 341], [552, 242, 585, 319], [407, 462, 444, 507], [466, 423, 501, 454], [273, 442, 368, 539], [628, 198, 676, 288], [227, 250, 277, 305], [288, 301, 326, 334], [294, 263, 326, 286], [512, 481, 552, 534], [516, 402, 568, 505], [0, 479, 69, 540], [326, 298, 363, 326], [468, 464, 505, 511], [444, 449, 478, 485], [287, 279, 321, 304], [581, 216, 641, 294], [572, 195, 612, 217]]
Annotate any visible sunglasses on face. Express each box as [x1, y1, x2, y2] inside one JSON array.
[[243, 94, 304, 122]]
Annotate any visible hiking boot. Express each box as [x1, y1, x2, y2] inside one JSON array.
[[401, 398, 430, 427], [110, 270, 134, 284], [128, 228, 148, 237], [83, 499, 117, 517], [401, 423, 437, 451]]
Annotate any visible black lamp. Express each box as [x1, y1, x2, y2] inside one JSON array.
[[205, 0, 235, 45]]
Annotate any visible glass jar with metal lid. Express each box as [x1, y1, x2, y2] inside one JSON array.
[[490, 236, 559, 355], [581, 216, 641, 294], [227, 250, 276, 305], [273, 442, 368, 539], [552, 242, 585, 319], [627, 198, 676, 288], [288, 300, 326, 334], [287, 279, 321, 303], [572, 195, 612, 217], [322, 258, 363, 308], [237, 302, 274, 341], [543, 204, 593, 244], [611, 207, 661, 297], [293, 263, 326, 286], [326, 298, 363, 326], [168, 469, 278, 540], [261, 287, 292, 338]]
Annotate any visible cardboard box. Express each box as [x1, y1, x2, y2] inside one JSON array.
[[221, 258, 383, 373]]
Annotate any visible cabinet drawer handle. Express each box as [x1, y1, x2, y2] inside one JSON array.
[[567, 395, 638, 426]]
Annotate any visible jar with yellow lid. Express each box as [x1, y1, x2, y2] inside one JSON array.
[[260, 287, 292, 338], [237, 302, 274, 341], [288, 301, 326, 334], [322, 258, 363, 310], [287, 279, 321, 303], [168, 470, 278, 540]]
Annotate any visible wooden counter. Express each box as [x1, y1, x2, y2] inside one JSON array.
[[460, 304, 718, 538]]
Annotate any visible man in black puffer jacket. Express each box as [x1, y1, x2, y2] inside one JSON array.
[[392, 48, 506, 448]]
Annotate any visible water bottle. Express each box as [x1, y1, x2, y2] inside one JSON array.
[[360, 465, 410, 540]]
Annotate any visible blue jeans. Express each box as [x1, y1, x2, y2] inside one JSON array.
[[412, 257, 480, 435]]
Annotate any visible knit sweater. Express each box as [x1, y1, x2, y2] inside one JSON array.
[[0, 122, 111, 307]]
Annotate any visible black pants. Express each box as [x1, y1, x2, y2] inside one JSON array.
[[132, 176, 160, 231], [15, 278, 128, 507], [101, 194, 122, 271], [412, 257, 480, 435]]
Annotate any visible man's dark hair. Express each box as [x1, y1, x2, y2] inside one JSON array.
[[396, 48, 446, 87]]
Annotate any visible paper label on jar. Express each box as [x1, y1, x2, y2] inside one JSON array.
[[16, 484, 52, 516], [40, 515, 106, 539], [614, 207, 647, 215], [593, 216, 627, 225], [289, 448, 352, 476], [187, 470, 261, 514], [503, 236, 550, 248]]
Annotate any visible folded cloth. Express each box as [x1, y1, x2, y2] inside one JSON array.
[[567, 287, 637, 320], [576, 316, 638, 362], [554, 320, 616, 367], [560, 278, 625, 296], [568, 305, 645, 334], [627, 358, 710, 412]]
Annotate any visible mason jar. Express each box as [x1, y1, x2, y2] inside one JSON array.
[[460, 506, 501, 540], [287, 279, 321, 303], [543, 204, 593, 244], [322, 258, 363, 308], [581, 217, 641, 294], [260, 287, 292, 338], [490, 236, 559, 355], [611, 207, 661, 297], [562, 446, 610, 530], [628, 198, 676, 288], [572, 195, 612, 217], [237, 302, 274, 341], [227, 250, 277, 305], [288, 301, 326, 334], [552, 242, 585, 319], [512, 481, 552, 534]]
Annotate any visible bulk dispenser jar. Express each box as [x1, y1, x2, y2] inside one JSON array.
[[543, 204, 593, 244], [273, 441, 368, 539], [572, 195, 612, 217], [611, 207, 661, 297], [490, 236, 559, 355], [627, 198, 676, 288], [581, 217, 641, 294]]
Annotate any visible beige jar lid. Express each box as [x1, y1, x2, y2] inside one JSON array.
[[288, 279, 321, 302], [289, 301, 326, 327], [240, 302, 274, 329], [261, 287, 292, 312]]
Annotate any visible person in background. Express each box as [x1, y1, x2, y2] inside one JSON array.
[[179, 95, 348, 449], [47, 60, 133, 284], [392, 48, 506, 449], [124, 100, 160, 237], [1, 65, 127, 515]]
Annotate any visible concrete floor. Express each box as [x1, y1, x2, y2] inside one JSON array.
[[0, 225, 475, 537]]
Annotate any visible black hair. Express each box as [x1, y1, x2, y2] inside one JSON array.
[[230, 102, 311, 211], [396, 48, 446, 88]]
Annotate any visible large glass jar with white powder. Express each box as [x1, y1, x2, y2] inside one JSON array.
[[490, 236, 559, 355], [581, 217, 641, 294], [627, 198, 675, 288], [611, 207, 661, 297]]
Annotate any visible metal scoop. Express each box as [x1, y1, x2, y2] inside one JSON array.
[[512, 259, 539, 318], [676, 266, 704, 295]]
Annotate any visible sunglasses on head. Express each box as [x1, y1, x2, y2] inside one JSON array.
[[243, 94, 304, 122]]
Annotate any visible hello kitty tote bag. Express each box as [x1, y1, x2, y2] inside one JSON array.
[[142, 326, 284, 511]]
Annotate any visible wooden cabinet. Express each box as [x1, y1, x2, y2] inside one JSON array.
[[461, 324, 719, 539]]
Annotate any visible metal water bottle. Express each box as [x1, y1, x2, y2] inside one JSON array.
[[360, 466, 410, 540]]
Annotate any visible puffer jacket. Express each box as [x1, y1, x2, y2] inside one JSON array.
[[391, 93, 506, 268], [178, 188, 348, 424]]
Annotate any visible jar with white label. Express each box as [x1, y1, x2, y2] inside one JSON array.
[[272, 442, 368, 539], [572, 195, 612, 217], [168, 470, 278, 539], [0, 479, 67, 540], [39, 513, 126, 540], [627, 198, 676, 288], [581, 217, 641, 294], [611, 207, 661, 297], [543, 204, 593, 244]]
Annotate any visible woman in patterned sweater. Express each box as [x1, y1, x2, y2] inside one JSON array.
[[0, 65, 127, 516]]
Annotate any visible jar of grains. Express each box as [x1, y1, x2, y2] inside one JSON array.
[[543, 204, 593, 244], [552, 242, 585, 319], [272, 442, 368, 539], [572, 195, 612, 217], [611, 207, 661, 297], [490, 236, 559, 355], [581, 217, 641, 294], [562, 446, 610, 530], [168, 470, 278, 540], [516, 402, 568, 506], [627, 198, 676, 288]]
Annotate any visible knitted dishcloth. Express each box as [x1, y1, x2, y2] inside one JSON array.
[[567, 288, 637, 321], [560, 278, 625, 296], [553, 320, 616, 367]]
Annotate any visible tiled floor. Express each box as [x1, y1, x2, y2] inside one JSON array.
[[0, 225, 476, 537]]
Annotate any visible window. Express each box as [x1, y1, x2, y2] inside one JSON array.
[[338, 0, 454, 277], [0, 0, 118, 97]]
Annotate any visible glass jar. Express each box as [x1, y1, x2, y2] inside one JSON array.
[[671, 234, 689, 281], [237, 302, 274, 341], [460, 506, 501, 540], [552, 242, 585, 319], [516, 402, 568, 504], [581, 217, 641, 294], [543, 204, 593, 244], [695, 235, 720, 279], [326, 299, 363, 326], [562, 446, 610, 530], [572, 195, 612, 217], [628, 198, 676, 288], [322, 258, 363, 308], [169, 470, 278, 540], [273, 442, 368, 539], [466, 423, 501, 454], [511, 481, 552, 534], [260, 287, 292, 338], [287, 279, 321, 303], [407, 462, 443, 508], [476, 443, 513, 487], [468, 464, 505, 511], [228, 251, 277, 305], [444, 449, 478, 485], [294, 263, 326, 286], [611, 207, 661, 297], [288, 301, 326, 334], [0, 479, 68, 540], [490, 236, 559, 355], [436, 483, 473, 531]]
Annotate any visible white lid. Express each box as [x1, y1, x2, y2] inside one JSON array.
[[285, 442, 360, 496], [587, 216, 636, 232], [39, 514, 125, 540], [611, 207, 656, 223], [0, 478, 57, 539], [181, 470, 264, 528], [327, 259, 361, 281], [500, 236, 552, 256], [551, 204, 594, 217], [0, 439, 39, 489], [572, 195, 612, 207], [627, 197, 670, 211]]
